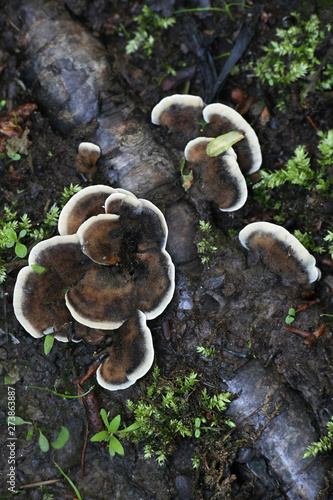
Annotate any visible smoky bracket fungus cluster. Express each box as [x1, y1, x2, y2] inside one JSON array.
[[14, 178, 175, 391], [152, 95, 321, 285], [151, 94, 262, 212]]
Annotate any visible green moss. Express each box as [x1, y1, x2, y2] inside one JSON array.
[[250, 13, 332, 108]]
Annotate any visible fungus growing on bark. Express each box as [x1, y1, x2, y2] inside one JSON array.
[[239, 222, 321, 284], [151, 94, 262, 176], [75, 142, 101, 181], [202, 103, 262, 175], [184, 137, 248, 211], [151, 94, 205, 149], [14, 185, 175, 390]]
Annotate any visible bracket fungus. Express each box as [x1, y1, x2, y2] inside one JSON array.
[[151, 94, 262, 211], [151, 94, 261, 174], [151, 94, 205, 149], [202, 103, 262, 175], [75, 142, 101, 181], [14, 184, 175, 390], [239, 222, 321, 284], [184, 137, 248, 212]]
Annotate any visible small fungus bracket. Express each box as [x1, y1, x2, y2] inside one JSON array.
[[239, 222, 321, 284]]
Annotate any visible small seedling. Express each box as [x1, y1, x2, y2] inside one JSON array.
[[7, 416, 70, 453], [91, 410, 126, 456], [4, 227, 28, 258], [285, 308, 296, 325]]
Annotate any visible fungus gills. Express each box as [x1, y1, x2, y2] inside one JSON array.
[[14, 184, 175, 391]]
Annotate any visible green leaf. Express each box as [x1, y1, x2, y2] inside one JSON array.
[[108, 414, 121, 434], [109, 441, 116, 456], [18, 229, 26, 238], [100, 408, 109, 429], [15, 242, 27, 258], [109, 435, 124, 455], [26, 428, 34, 441], [288, 308, 296, 316], [51, 426, 70, 449], [7, 152, 21, 161], [206, 131, 244, 157], [31, 264, 46, 274], [28, 384, 95, 399], [285, 316, 295, 325], [6, 228, 17, 242], [53, 461, 83, 500], [39, 431, 50, 452], [44, 334, 55, 355], [118, 421, 142, 435], [195, 418, 201, 428], [6, 416, 32, 426], [90, 430, 109, 442]]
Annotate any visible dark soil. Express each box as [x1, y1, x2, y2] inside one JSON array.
[[0, 1, 332, 499]]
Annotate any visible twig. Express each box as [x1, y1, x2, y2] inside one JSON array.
[[73, 361, 100, 385], [20, 479, 62, 489], [81, 422, 89, 478], [295, 298, 320, 313], [285, 326, 310, 338]]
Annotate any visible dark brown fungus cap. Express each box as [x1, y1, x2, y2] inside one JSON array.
[[13, 185, 175, 390], [239, 222, 321, 284], [77, 214, 122, 265], [58, 185, 116, 235], [184, 137, 247, 212], [65, 246, 174, 328], [96, 311, 154, 390], [151, 94, 205, 149], [202, 103, 262, 175], [13, 236, 89, 341], [75, 142, 101, 181]]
